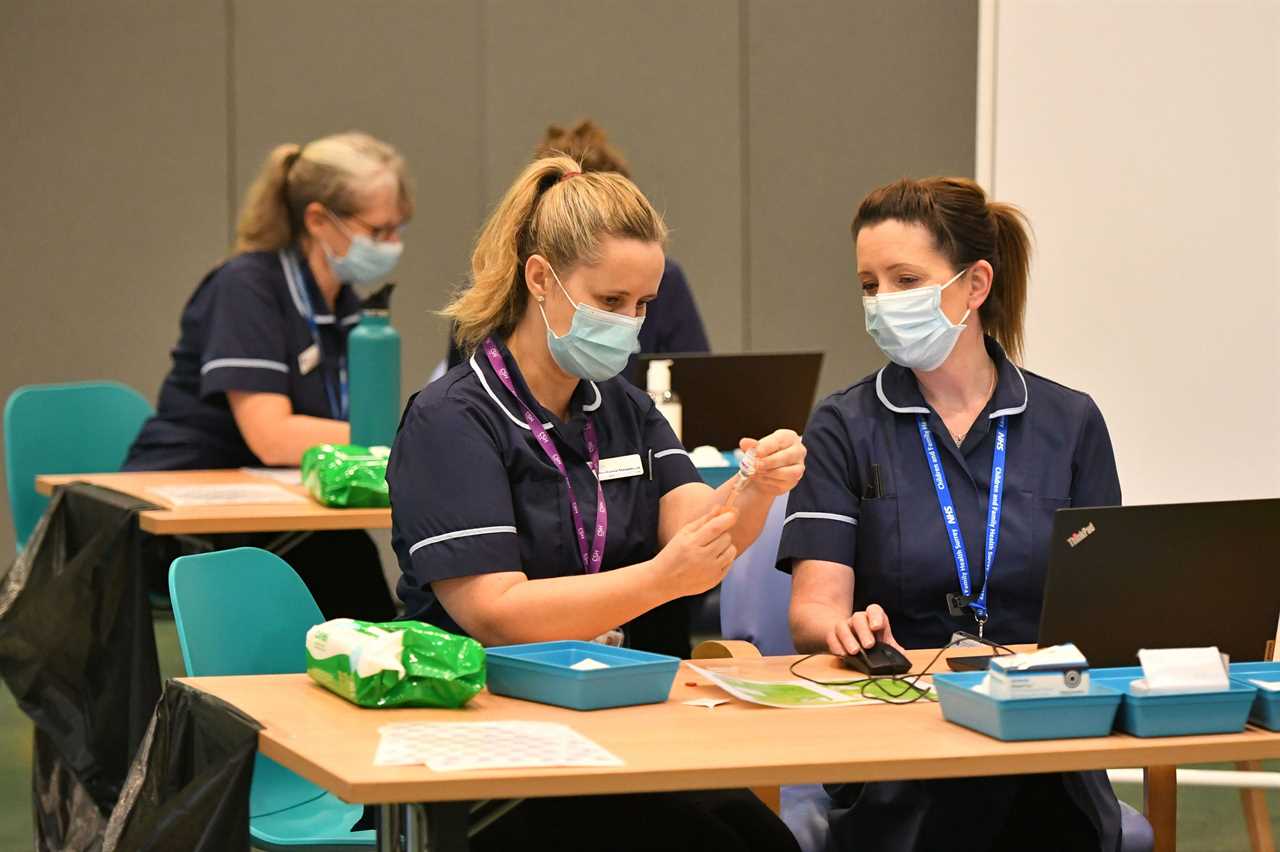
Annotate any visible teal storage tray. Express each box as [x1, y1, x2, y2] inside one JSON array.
[[697, 452, 740, 489], [1228, 661, 1280, 731], [484, 641, 679, 711], [933, 672, 1122, 741], [1091, 668, 1257, 737]]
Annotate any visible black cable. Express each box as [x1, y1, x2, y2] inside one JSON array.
[[787, 633, 1017, 706]]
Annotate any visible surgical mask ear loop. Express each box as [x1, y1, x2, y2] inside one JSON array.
[[534, 263, 571, 340], [941, 266, 972, 326]]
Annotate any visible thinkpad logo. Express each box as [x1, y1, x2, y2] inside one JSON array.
[[1067, 522, 1096, 548]]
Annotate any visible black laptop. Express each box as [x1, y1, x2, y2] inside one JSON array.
[[1037, 499, 1280, 667], [635, 351, 824, 451]]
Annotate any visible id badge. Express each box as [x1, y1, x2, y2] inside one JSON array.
[[297, 343, 321, 375], [598, 454, 644, 481]]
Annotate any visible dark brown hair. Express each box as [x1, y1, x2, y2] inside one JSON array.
[[852, 177, 1031, 362], [535, 119, 631, 178]]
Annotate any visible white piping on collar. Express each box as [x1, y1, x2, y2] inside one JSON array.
[[989, 364, 1029, 418], [469, 355, 555, 431], [875, 364, 1030, 419], [313, 313, 360, 326], [874, 367, 929, 414], [277, 249, 309, 318], [583, 381, 602, 412]]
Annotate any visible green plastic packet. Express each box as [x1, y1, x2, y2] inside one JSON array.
[[305, 618, 486, 709], [300, 443, 390, 508]]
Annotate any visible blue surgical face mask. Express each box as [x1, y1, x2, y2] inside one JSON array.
[[863, 267, 970, 371], [538, 265, 644, 382], [323, 210, 403, 284]]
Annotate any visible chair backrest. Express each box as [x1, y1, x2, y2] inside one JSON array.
[[4, 381, 153, 550], [719, 496, 797, 656], [169, 547, 325, 677], [170, 547, 339, 820]]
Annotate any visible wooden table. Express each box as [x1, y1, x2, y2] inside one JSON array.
[[36, 469, 390, 539], [183, 648, 1280, 852]]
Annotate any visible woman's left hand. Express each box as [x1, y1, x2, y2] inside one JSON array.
[[739, 429, 806, 496]]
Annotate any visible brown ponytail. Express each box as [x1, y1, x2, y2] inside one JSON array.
[[852, 177, 1033, 363], [535, 119, 632, 177], [234, 132, 413, 254], [444, 155, 667, 354], [984, 201, 1032, 364]]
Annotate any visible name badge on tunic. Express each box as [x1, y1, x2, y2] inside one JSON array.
[[597, 453, 644, 481], [297, 343, 321, 376]]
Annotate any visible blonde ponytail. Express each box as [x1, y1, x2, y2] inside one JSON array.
[[235, 143, 300, 253], [444, 155, 667, 354], [234, 132, 413, 254]]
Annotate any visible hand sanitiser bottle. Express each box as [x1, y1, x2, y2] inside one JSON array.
[[646, 359, 682, 442], [348, 283, 401, 449]]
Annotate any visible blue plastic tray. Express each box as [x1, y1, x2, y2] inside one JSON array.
[[933, 672, 1122, 741], [484, 641, 680, 711], [1228, 661, 1280, 731], [1090, 668, 1258, 737], [697, 452, 740, 489]]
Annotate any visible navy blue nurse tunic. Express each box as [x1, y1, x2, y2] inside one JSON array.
[[777, 336, 1124, 852], [123, 248, 395, 623], [126, 248, 358, 470], [388, 338, 704, 657]]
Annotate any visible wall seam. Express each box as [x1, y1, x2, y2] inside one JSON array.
[[224, 0, 237, 245], [738, 0, 751, 350], [477, 0, 488, 228]]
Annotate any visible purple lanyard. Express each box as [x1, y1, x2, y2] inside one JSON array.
[[482, 338, 606, 574]]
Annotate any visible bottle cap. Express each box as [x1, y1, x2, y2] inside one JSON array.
[[646, 359, 673, 393]]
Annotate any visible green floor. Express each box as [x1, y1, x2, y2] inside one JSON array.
[[0, 623, 1277, 850]]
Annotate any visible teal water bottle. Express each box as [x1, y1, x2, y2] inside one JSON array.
[[348, 283, 401, 448]]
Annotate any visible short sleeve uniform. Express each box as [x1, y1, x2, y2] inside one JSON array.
[[776, 336, 1124, 852], [388, 339, 704, 656], [125, 249, 359, 470]]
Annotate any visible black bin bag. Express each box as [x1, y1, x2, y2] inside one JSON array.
[[0, 484, 164, 850], [102, 679, 259, 852]]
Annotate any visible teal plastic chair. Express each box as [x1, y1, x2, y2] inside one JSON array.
[[169, 547, 375, 849], [4, 381, 153, 551]]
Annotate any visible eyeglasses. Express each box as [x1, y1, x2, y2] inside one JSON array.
[[333, 210, 405, 243]]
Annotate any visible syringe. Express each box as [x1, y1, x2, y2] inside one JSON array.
[[722, 448, 757, 511]]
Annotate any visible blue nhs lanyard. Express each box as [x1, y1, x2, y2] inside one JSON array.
[[285, 250, 348, 420], [916, 414, 1007, 635]]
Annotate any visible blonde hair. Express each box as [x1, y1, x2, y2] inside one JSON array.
[[235, 132, 413, 253], [443, 155, 667, 353]]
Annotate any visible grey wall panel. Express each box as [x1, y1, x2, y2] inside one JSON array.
[[0, 0, 229, 557], [0, 1, 983, 561], [482, 0, 744, 351], [747, 0, 978, 400], [232, 0, 483, 392]]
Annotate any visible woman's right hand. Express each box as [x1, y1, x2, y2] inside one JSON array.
[[652, 508, 739, 597], [826, 603, 903, 657]]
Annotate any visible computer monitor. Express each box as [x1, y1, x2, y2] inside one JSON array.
[[636, 351, 824, 451], [1038, 499, 1280, 667]]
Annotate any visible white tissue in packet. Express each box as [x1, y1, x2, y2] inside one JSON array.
[[1130, 647, 1230, 695]]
